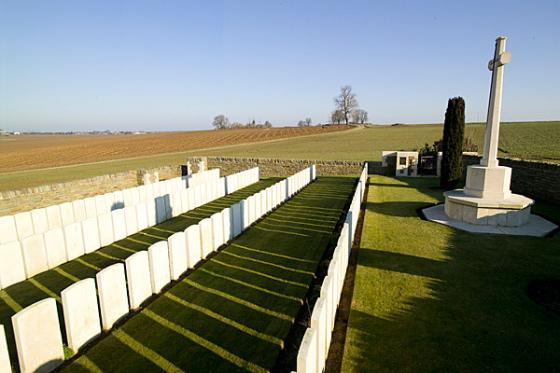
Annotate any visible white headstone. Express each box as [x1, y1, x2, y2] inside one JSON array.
[[222, 208, 232, 242], [155, 196, 169, 224], [0, 241, 27, 289], [310, 297, 327, 371], [185, 225, 202, 268], [44, 228, 68, 269], [0, 325, 11, 373], [59, 202, 75, 226], [84, 197, 98, 219], [95, 195, 108, 215], [112, 191, 124, 209], [11, 298, 64, 373], [97, 213, 114, 247], [296, 327, 317, 373], [61, 278, 102, 351], [231, 202, 242, 237], [81, 217, 101, 254], [72, 199, 87, 222], [136, 203, 149, 231], [168, 232, 187, 280], [124, 206, 138, 236], [14, 212, 34, 240], [199, 218, 214, 258], [0, 215, 17, 244], [122, 188, 135, 207], [180, 190, 189, 214], [187, 189, 196, 210], [111, 209, 127, 241], [125, 251, 152, 309], [211, 213, 224, 251], [21, 234, 48, 278], [96, 263, 129, 330], [146, 200, 157, 227], [148, 241, 171, 294], [64, 222, 85, 261], [31, 208, 49, 234], [241, 199, 249, 230]]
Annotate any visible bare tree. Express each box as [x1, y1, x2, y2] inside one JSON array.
[[331, 110, 345, 125], [334, 85, 358, 125], [212, 114, 229, 129], [264, 121, 272, 128], [305, 117, 312, 126], [352, 109, 368, 124], [297, 120, 307, 127]]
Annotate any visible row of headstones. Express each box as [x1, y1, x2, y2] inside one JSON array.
[[0, 166, 316, 373], [0, 168, 259, 290], [224, 167, 260, 194], [296, 164, 367, 373]]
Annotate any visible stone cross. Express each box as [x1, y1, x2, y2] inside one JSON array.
[[480, 36, 511, 168]]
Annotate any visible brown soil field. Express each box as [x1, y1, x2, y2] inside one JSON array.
[[0, 125, 349, 172]]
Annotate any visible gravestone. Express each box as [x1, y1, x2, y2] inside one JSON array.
[[136, 203, 149, 231], [199, 218, 214, 258], [111, 209, 127, 241], [44, 228, 68, 268], [96, 263, 129, 330], [211, 212, 224, 250], [0, 215, 17, 244], [171, 192, 183, 217], [148, 241, 171, 293], [12, 298, 64, 373], [168, 232, 187, 280], [72, 199, 87, 222], [122, 188, 134, 207], [185, 225, 202, 268], [125, 251, 152, 309], [59, 202, 75, 226], [84, 197, 98, 219], [45, 205, 63, 231], [187, 189, 196, 210], [180, 190, 189, 214], [82, 217, 101, 254], [310, 297, 327, 372], [0, 325, 10, 373], [112, 191, 125, 209], [31, 208, 49, 234], [222, 208, 232, 242], [21, 234, 48, 278], [241, 199, 249, 230], [61, 278, 101, 351], [103, 193, 114, 212], [64, 222, 85, 261], [320, 276, 333, 342], [296, 327, 317, 373], [231, 202, 242, 237], [94, 195, 108, 215], [124, 206, 138, 236], [155, 195, 169, 224], [15, 211, 34, 240], [146, 200, 157, 227], [0, 241, 27, 289], [97, 213, 114, 247]]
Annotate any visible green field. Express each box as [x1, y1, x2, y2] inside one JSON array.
[[342, 176, 560, 371], [1, 121, 558, 192]]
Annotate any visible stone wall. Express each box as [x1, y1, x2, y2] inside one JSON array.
[[463, 155, 560, 204], [187, 156, 366, 177]]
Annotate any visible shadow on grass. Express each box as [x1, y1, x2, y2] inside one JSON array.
[[342, 176, 560, 372]]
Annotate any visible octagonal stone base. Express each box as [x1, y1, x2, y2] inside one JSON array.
[[444, 189, 533, 227]]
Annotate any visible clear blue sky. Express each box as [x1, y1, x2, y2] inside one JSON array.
[[0, 0, 558, 132]]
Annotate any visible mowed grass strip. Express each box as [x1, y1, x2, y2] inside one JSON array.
[[64, 176, 356, 372], [341, 176, 560, 372], [0, 178, 279, 372]]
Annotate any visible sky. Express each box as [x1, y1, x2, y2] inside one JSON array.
[[0, 0, 559, 132]]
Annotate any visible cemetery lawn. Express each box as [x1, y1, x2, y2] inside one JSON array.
[[342, 175, 560, 372], [0, 178, 280, 372], [61, 176, 356, 372]]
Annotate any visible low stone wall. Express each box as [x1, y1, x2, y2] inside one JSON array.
[[463, 156, 560, 204], [187, 156, 366, 177]]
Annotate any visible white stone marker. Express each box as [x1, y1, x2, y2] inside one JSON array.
[[168, 232, 188, 280], [311, 297, 327, 371], [0, 241, 27, 289], [185, 225, 202, 268], [0, 215, 17, 244], [125, 251, 152, 309], [199, 218, 214, 258], [81, 217, 101, 254], [148, 241, 171, 293], [211, 213, 224, 250], [111, 209, 127, 241], [97, 263, 129, 330], [136, 203, 149, 231], [84, 197, 98, 219], [171, 193, 183, 217], [64, 222, 85, 261], [112, 191, 125, 209], [61, 278, 102, 351], [321, 276, 333, 340], [155, 196, 168, 224], [59, 201, 75, 226], [222, 208, 232, 242], [180, 190, 189, 214], [12, 298, 64, 373], [146, 200, 157, 227], [97, 213, 114, 247], [124, 206, 138, 236], [44, 228, 68, 268], [45, 205, 63, 231], [31, 208, 49, 235], [231, 202, 242, 237], [187, 189, 196, 210], [0, 325, 11, 373], [72, 199, 87, 222], [14, 212, 34, 240], [296, 327, 317, 373], [21, 234, 48, 278], [94, 195, 108, 215]]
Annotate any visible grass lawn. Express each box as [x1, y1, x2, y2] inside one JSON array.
[[0, 178, 280, 372], [342, 175, 560, 372], [60, 176, 356, 372]]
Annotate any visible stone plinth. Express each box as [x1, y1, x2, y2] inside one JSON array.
[[464, 165, 512, 199], [444, 189, 533, 227]]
